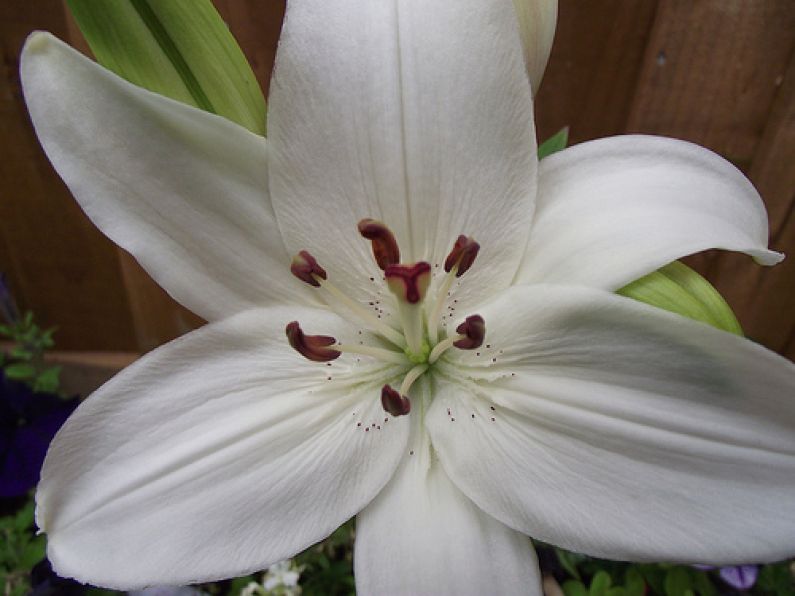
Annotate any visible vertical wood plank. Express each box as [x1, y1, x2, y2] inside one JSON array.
[[534, 0, 659, 143], [0, 0, 138, 350], [708, 52, 795, 358], [623, 0, 795, 354]]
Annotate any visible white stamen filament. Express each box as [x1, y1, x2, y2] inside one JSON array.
[[426, 267, 457, 345], [317, 277, 406, 348], [400, 363, 428, 395], [429, 335, 461, 364], [334, 343, 407, 365]]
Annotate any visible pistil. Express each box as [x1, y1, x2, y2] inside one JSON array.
[[385, 262, 431, 357]]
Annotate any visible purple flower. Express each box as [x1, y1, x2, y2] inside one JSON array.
[[719, 565, 758, 591], [0, 371, 77, 497]]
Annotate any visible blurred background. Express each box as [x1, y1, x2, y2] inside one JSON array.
[[1, 0, 793, 391]]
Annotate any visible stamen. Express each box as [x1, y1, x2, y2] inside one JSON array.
[[381, 385, 411, 417], [290, 251, 326, 287], [428, 315, 485, 363], [358, 219, 400, 270], [399, 363, 428, 395], [286, 321, 340, 362], [453, 315, 485, 350], [428, 236, 479, 344], [444, 235, 480, 277], [334, 343, 407, 365], [319, 278, 407, 348]]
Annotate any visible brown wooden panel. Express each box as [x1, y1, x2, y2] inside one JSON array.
[[623, 0, 795, 355], [534, 0, 659, 143], [0, 0, 138, 351], [708, 51, 795, 358], [214, 0, 286, 100]]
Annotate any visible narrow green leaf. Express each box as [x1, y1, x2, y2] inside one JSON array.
[[555, 547, 583, 580], [3, 363, 36, 381], [33, 366, 61, 394], [618, 261, 742, 335], [538, 126, 569, 159], [9, 346, 32, 360], [67, 0, 267, 135]]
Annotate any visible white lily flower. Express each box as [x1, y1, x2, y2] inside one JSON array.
[[513, 0, 558, 92], [20, 1, 795, 595]]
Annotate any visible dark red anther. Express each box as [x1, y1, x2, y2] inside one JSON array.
[[286, 321, 340, 362], [385, 262, 432, 304], [454, 315, 485, 350], [358, 218, 401, 270], [444, 235, 480, 277], [290, 251, 327, 287], [381, 385, 411, 417]]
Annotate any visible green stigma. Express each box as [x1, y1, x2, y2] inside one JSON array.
[[405, 341, 431, 364]]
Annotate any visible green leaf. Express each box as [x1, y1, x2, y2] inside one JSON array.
[[664, 567, 694, 596], [67, 0, 267, 135], [555, 547, 583, 580], [618, 261, 742, 335], [590, 571, 613, 596], [623, 568, 646, 596], [8, 346, 32, 360], [33, 366, 61, 394], [538, 126, 569, 159], [563, 580, 589, 596], [692, 570, 716, 596], [18, 535, 46, 571], [3, 362, 36, 380]]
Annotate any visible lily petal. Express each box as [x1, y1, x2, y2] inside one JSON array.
[[268, 0, 538, 309], [515, 136, 783, 291], [37, 305, 409, 589], [355, 379, 541, 596], [430, 284, 795, 564], [21, 32, 310, 321], [512, 0, 558, 93]]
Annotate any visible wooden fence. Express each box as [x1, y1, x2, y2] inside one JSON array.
[[1, 1, 793, 360]]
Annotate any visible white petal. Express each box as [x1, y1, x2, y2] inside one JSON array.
[[512, 0, 558, 93], [21, 32, 311, 321], [515, 135, 783, 290], [430, 284, 795, 564], [37, 306, 409, 589], [268, 0, 538, 308], [355, 378, 541, 596]]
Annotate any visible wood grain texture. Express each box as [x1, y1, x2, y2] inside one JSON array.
[[622, 0, 795, 357], [0, 0, 138, 350]]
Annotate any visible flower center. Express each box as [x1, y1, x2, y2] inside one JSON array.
[[287, 219, 484, 417]]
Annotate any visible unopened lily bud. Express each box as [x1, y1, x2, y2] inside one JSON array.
[[381, 385, 411, 417], [285, 321, 340, 362], [358, 218, 401, 270], [454, 315, 486, 350], [385, 262, 432, 304], [290, 251, 327, 287], [444, 235, 480, 277], [512, 0, 558, 94]]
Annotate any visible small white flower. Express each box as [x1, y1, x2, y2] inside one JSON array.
[[20, 1, 795, 595]]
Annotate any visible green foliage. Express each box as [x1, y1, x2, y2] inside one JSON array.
[[757, 562, 795, 596], [293, 520, 356, 595], [618, 261, 743, 335], [0, 310, 61, 393], [0, 501, 47, 596], [67, 0, 267, 135], [538, 126, 569, 159]]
